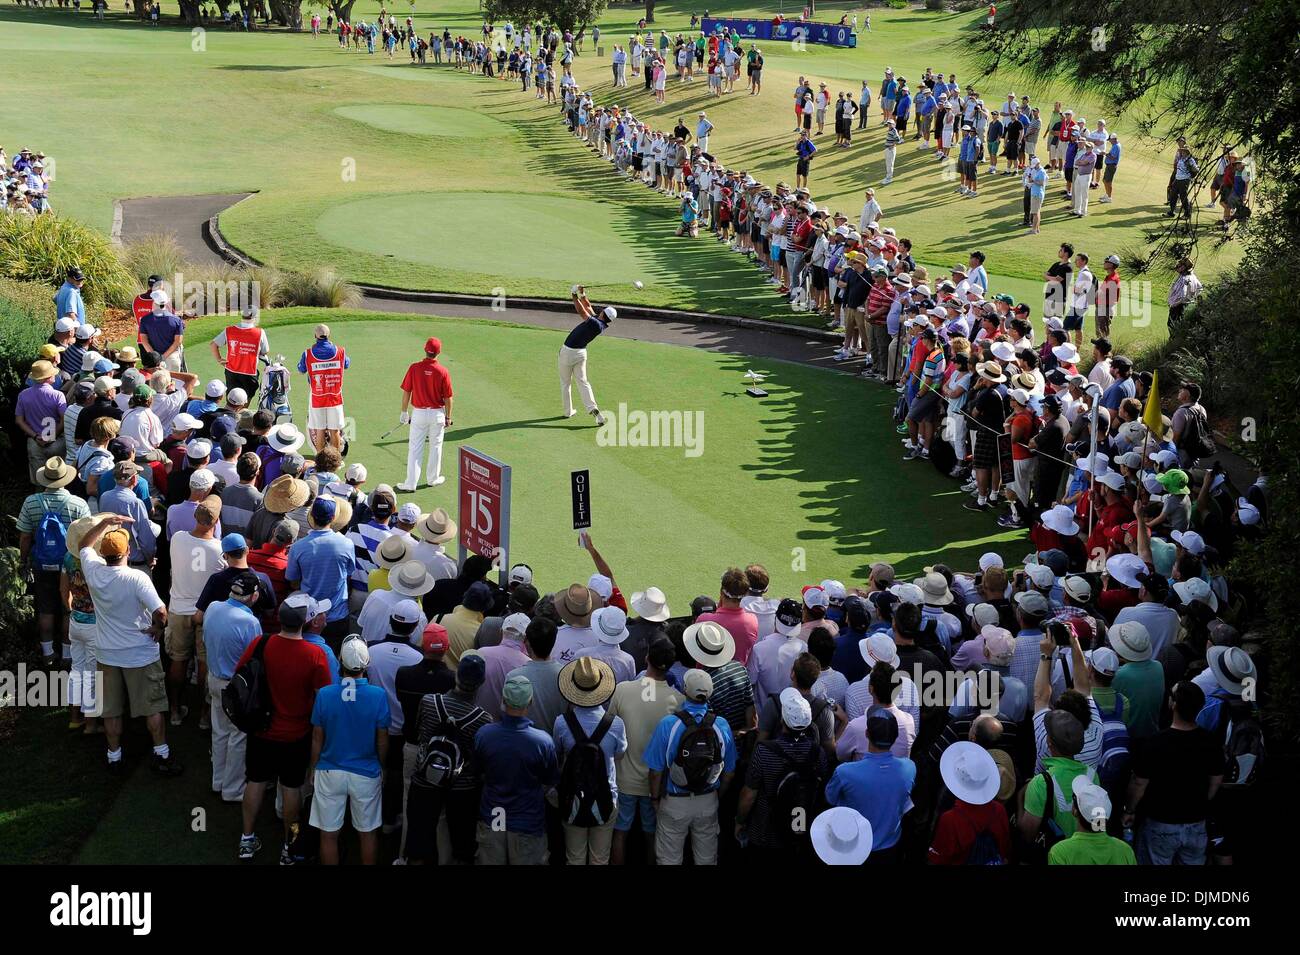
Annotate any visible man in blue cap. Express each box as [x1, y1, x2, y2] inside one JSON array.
[[286, 495, 356, 652]]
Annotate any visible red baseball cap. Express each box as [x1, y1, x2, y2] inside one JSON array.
[[424, 337, 442, 356], [421, 622, 449, 654]]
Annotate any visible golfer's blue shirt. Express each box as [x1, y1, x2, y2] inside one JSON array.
[[563, 316, 608, 350]]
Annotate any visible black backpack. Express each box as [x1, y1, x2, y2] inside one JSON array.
[[767, 739, 825, 844], [668, 710, 723, 794], [1177, 406, 1218, 460], [557, 709, 616, 826], [1221, 698, 1265, 788], [416, 694, 484, 788], [221, 636, 272, 734]]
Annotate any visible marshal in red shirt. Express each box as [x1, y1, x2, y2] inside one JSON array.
[[400, 357, 454, 410]]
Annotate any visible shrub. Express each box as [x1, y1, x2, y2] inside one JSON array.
[[0, 279, 60, 397], [0, 212, 135, 308], [0, 549, 35, 660], [276, 267, 362, 309], [121, 232, 189, 287]]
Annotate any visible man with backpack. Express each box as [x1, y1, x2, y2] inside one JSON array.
[[553, 657, 627, 864], [17, 457, 90, 665], [645, 668, 738, 866], [309, 637, 390, 864], [403, 652, 490, 865], [735, 687, 829, 862], [1194, 645, 1261, 864], [1170, 380, 1216, 469], [475, 673, 559, 864], [1124, 681, 1225, 865]]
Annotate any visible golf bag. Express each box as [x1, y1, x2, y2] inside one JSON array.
[[260, 356, 292, 423]]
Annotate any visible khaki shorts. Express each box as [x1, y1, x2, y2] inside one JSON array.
[[99, 659, 169, 719], [164, 612, 206, 663]]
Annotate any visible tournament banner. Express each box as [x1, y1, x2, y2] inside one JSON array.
[[702, 17, 857, 49], [458, 446, 512, 584]]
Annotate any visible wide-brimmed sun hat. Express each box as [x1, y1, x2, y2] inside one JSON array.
[[1040, 504, 1080, 537], [375, 534, 413, 569], [940, 741, 1001, 806], [263, 474, 310, 513], [558, 656, 617, 707], [419, 507, 457, 544], [1207, 645, 1255, 695], [556, 582, 597, 627], [683, 621, 735, 667], [35, 456, 77, 489], [630, 586, 671, 622], [388, 560, 436, 598], [1111, 620, 1152, 662], [267, 423, 306, 453], [1173, 576, 1219, 612], [811, 807, 873, 865], [592, 605, 630, 646]]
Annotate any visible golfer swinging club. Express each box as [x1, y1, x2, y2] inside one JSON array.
[[560, 285, 613, 426], [396, 336, 454, 491]]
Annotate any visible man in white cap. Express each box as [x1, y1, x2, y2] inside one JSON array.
[[410, 507, 459, 582], [1051, 775, 1135, 864], [644, 668, 738, 866], [297, 323, 350, 452], [138, 288, 186, 372], [309, 636, 390, 865], [474, 612, 533, 719], [210, 306, 268, 400], [559, 285, 612, 426]]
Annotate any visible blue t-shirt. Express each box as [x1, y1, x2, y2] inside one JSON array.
[[311, 678, 389, 777], [296, 339, 351, 374], [1106, 143, 1121, 166], [305, 634, 342, 684], [286, 529, 356, 622], [643, 700, 738, 795], [139, 311, 185, 355], [826, 750, 916, 851], [203, 599, 263, 681], [54, 283, 86, 324]]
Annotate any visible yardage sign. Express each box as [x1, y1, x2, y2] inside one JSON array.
[[571, 469, 591, 530], [458, 446, 511, 580]]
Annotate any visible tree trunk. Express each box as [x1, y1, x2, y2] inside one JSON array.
[[330, 0, 356, 23], [645, 0, 655, 24], [179, 0, 201, 24], [131, 0, 147, 19], [270, 0, 302, 28]]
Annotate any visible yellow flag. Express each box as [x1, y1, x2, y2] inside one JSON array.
[[1143, 369, 1163, 433]]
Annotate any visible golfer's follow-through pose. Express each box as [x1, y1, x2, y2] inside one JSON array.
[[397, 336, 454, 491], [560, 285, 613, 426]]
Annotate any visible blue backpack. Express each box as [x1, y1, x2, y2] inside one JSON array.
[[33, 498, 69, 572]]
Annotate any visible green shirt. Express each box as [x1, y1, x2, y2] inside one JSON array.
[[1112, 659, 1165, 739], [1091, 686, 1131, 725], [1049, 830, 1136, 865], [1024, 756, 1095, 836]]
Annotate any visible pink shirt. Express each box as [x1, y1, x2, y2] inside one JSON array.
[[836, 704, 916, 761], [474, 638, 530, 720], [697, 605, 760, 665]]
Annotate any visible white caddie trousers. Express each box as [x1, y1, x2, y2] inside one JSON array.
[[404, 407, 446, 488], [558, 345, 598, 416]]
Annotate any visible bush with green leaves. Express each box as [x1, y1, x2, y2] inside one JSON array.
[[0, 212, 135, 309], [275, 267, 361, 309], [0, 548, 35, 670], [0, 279, 63, 405]]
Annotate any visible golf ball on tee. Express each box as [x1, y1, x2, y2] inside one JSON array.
[[633, 280, 644, 289]]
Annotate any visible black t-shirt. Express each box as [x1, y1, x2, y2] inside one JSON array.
[[76, 398, 123, 443], [674, 124, 689, 142], [841, 268, 871, 308], [395, 660, 456, 737], [1134, 726, 1226, 824], [1046, 261, 1072, 310]]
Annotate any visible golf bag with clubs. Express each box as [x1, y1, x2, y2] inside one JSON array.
[[260, 355, 293, 423]]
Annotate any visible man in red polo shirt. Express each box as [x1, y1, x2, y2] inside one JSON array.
[[397, 336, 455, 492], [210, 306, 269, 400]]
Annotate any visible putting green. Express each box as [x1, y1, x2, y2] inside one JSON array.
[[315, 193, 653, 281], [184, 308, 1023, 609], [333, 103, 513, 139]]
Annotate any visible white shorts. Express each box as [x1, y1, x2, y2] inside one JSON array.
[[309, 768, 382, 832], [307, 404, 345, 431]]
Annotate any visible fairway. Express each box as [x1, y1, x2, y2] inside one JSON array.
[[184, 309, 1022, 608], [0, 1, 1237, 337]]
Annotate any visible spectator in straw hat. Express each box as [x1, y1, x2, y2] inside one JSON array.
[[411, 507, 458, 582], [359, 560, 432, 645], [576, 606, 637, 684], [369, 532, 413, 595], [554, 656, 626, 864], [18, 456, 90, 663], [16, 359, 67, 484], [553, 581, 601, 663]]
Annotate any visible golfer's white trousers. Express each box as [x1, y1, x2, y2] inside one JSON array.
[[559, 345, 598, 416], [404, 407, 447, 488]]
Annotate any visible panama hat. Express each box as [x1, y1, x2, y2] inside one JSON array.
[[976, 361, 1006, 383], [327, 496, 353, 532], [1111, 620, 1152, 662], [558, 656, 616, 707], [64, 515, 98, 558], [630, 586, 671, 622], [263, 475, 310, 513], [29, 359, 57, 382], [375, 534, 413, 569], [267, 423, 305, 453], [1207, 646, 1255, 695], [916, 571, 953, 606], [388, 560, 436, 598], [418, 507, 457, 544], [989, 749, 1018, 802], [683, 621, 735, 667], [592, 605, 630, 646], [1173, 576, 1219, 612], [811, 807, 873, 865], [940, 741, 1001, 806], [556, 583, 597, 627], [35, 457, 77, 489]]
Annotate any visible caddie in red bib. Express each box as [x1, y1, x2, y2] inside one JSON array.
[[209, 306, 268, 400], [297, 323, 350, 452]]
